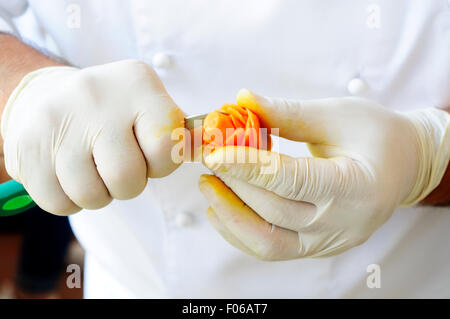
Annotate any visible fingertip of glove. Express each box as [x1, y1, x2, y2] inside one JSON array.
[[205, 146, 259, 172], [198, 174, 215, 190], [198, 174, 235, 204], [236, 88, 261, 110], [204, 148, 225, 170], [205, 206, 216, 218]]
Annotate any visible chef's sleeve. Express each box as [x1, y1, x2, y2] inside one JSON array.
[[0, 0, 28, 35]]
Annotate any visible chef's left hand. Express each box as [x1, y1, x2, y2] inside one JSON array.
[[198, 89, 449, 260]]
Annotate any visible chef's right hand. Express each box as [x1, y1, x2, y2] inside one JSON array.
[[1, 60, 185, 215], [200, 90, 449, 259]]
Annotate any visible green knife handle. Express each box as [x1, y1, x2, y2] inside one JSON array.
[[0, 180, 35, 217]]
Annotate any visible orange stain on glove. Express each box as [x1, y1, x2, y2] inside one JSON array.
[[203, 104, 266, 151]]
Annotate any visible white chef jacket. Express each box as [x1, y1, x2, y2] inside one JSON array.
[[1, 0, 450, 298]]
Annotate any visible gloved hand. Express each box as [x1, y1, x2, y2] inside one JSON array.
[[199, 89, 449, 259], [2, 60, 185, 215]]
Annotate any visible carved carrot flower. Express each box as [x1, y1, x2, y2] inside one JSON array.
[[203, 103, 266, 151]]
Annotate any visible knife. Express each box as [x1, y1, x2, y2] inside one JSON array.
[[185, 113, 207, 130], [0, 114, 210, 217]]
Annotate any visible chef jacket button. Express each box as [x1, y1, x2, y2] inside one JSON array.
[[152, 52, 173, 69], [347, 78, 368, 95], [175, 212, 194, 227]]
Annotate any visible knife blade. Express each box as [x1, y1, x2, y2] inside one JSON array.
[[185, 114, 207, 130]]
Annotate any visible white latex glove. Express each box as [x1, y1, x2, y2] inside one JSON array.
[[2, 60, 185, 215], [199, 89, 449, 259]]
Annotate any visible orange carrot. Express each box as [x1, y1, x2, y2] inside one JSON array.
[[203, 104, 265, 151]]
